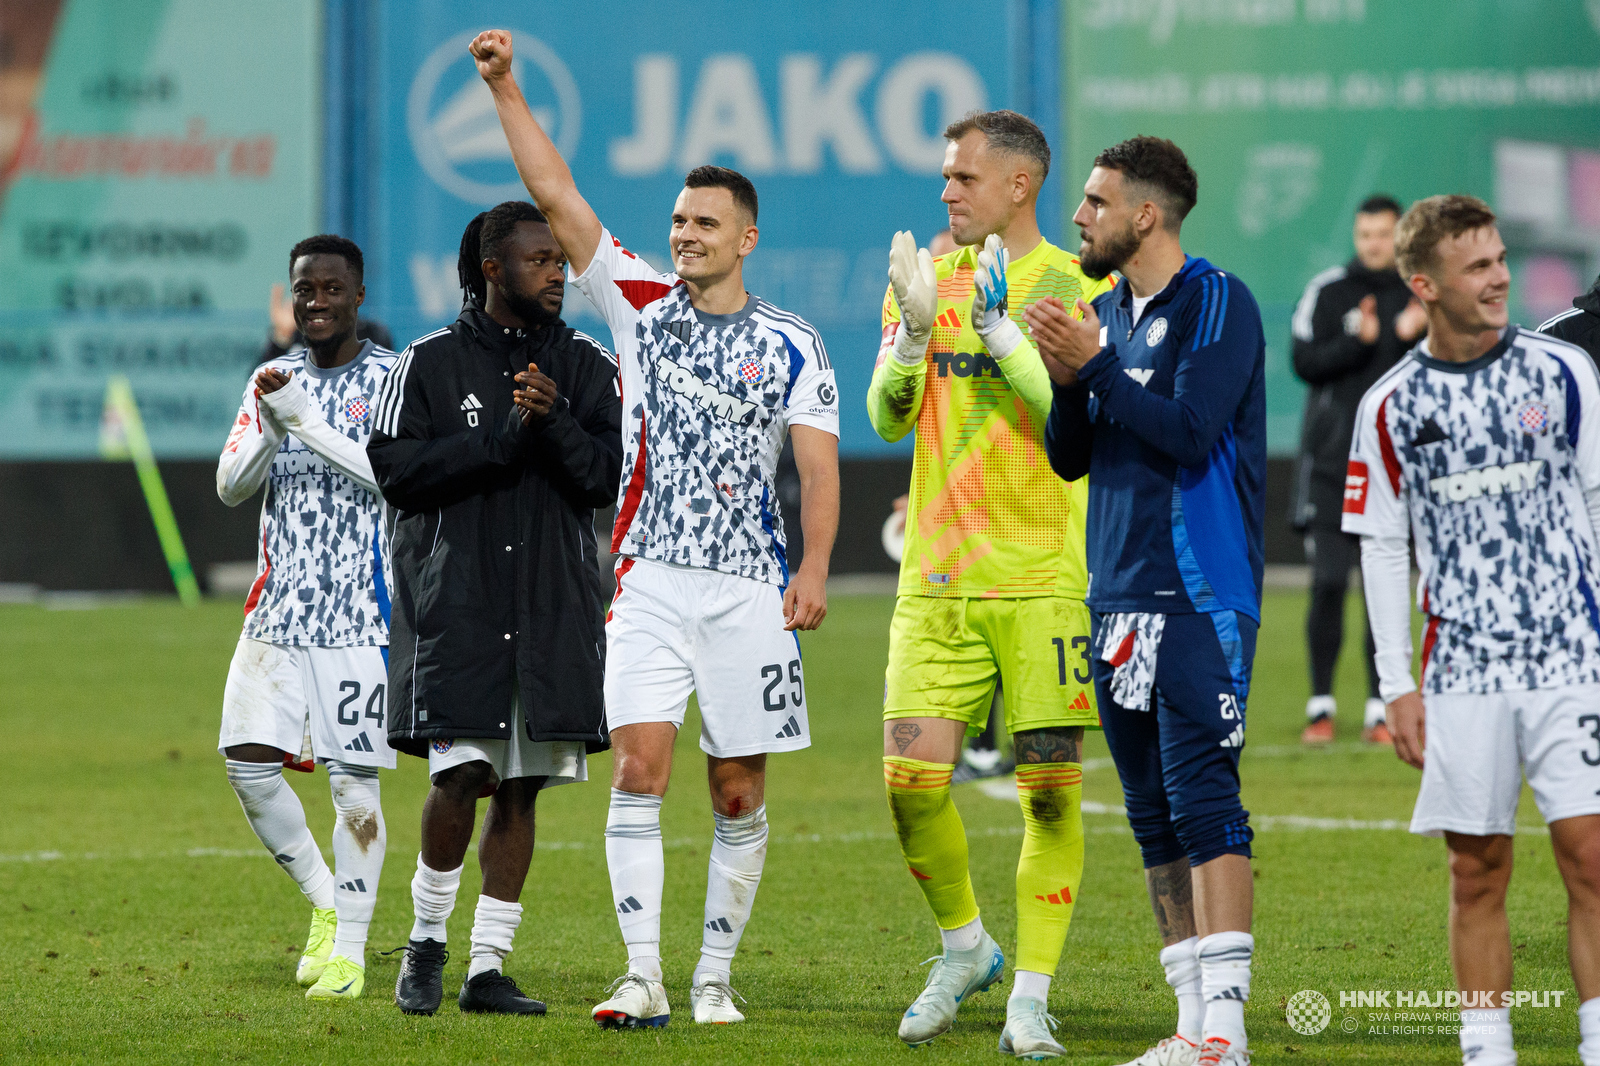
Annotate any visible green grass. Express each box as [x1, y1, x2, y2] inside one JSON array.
[[0, 591, 1581, 1063]]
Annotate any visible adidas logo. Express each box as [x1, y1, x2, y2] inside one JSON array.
[[338, 878, 368, 893], [460, 393, 482, 427], [705, 917, 733, 934], [1219, 724, 1245, 748], [662, 319, 693, 344], [1034, 885, 1074, 905], [1068, 692, 1091, 711], [935, 308, 961, 330], [774, 715, 801, 740], [343, 732, 375, 753], [616, 896, 643, 915]]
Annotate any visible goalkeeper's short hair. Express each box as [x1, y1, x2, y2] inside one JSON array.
[[943, 109, 1051, 184]]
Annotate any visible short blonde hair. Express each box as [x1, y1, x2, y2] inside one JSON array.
[[1395, 194, 1497, 279]]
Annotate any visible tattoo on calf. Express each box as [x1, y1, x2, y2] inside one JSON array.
[[1014, 727, 1083, 764], [1145, 858, 1197, 943], [890, 722, 922, 755]]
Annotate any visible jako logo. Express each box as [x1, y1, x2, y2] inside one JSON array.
[[934, 352, 1003, 379], [1429, 459, 1545, 502], [408, 30, 582, 203], [657, 356, 760, 423]]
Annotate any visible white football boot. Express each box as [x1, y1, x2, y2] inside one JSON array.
[[592, 972, 670, 1028], [998, 995, 1065, 1059], [1195, 1036, 1249, 1064], [1114, 1035, 1202, 1066], [690, 975, 746, 1024], [897, 932, 1005, 1046]]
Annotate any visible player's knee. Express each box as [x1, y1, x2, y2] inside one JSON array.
[[1448, 841, 1513, 905], [1174, 808, 1253, 866], [1123, 799, 1185, 867], [1558, 832, 1600, 898], [432, 759, 495, 801]]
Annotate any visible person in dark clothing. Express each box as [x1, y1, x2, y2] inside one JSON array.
[[1289, 195, 1427, 745], [1539, 274, 1600, 360], [368, 202, 622, 1017], [261, 280, 393, 362]]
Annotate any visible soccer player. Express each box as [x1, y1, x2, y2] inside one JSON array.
[[470, 30, 841, 1028], [1539, 272, 1600, 361], [869, 108, 1112, 1056], [369, 203, 620, 1016], [1290, 194, 1426, 745], [1344, 195, 1600, 1066], [1034, 137, 1266, 1066], [215, 234, 398, 1001]]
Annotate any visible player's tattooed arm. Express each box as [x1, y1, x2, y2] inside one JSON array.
[[1013, 727, 1083, 764], [1144, 858, 1198, 944], [890, 722, 922, 755]]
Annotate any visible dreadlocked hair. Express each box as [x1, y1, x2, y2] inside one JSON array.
[[458, 212, 489, 309], [457, 201, 549, 309]]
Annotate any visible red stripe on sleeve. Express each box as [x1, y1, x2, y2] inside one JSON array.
[[615, 279, 675, 310], [1375, 393, 1403, 495]]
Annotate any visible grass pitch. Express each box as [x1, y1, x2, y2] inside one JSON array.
[[0, 591, 1583, 1063]]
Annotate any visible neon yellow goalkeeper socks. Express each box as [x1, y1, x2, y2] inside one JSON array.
[[1013, 762, 1085, 975], [884, 757, 980, 930]]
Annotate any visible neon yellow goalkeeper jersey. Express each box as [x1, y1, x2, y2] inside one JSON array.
[[867, 238, 1113, 600]]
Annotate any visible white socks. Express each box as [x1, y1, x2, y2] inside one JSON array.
[[1579, 996, 1600, 1065], [605, 789, 665, 982], [694, 805, 769, 985], [1305, 694, 1336, 720], [226, 760, 335, 909], [1198, 931, 1253, 1052], [1461, 1006, 1515, 1064], [1012, 969, 1051, 1002], [468, 894, 523, 979], [409, 854, 462, 943], [326, 762, 384, 964], [941, 915, 985, 953], [1161, 936, 1204, 1044]]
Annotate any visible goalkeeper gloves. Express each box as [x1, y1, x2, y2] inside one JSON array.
[[887, 230, 937, 366], [970, 233, 1029, 361]]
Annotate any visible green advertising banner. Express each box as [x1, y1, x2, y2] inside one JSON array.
[[1063, 0, 1600, 454], [0, 0, 318, 458]]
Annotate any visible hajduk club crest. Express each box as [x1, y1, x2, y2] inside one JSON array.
[[738, 358, 766, 384], [1518, 401, 1549, 435], [344, 396, 370, 424]]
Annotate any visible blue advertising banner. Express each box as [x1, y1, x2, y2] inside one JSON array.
[[369, 0, 1013, 456]]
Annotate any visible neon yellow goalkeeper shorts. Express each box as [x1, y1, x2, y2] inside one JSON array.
[[882, 595, 1099, 735]]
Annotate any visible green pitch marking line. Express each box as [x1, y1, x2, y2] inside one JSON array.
[[99, 374, 201, 606]]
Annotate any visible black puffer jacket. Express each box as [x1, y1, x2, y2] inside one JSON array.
[[1539, 276, 1600, 362], [369, 307, 622, 757], [1288, 258, 1417, 531]]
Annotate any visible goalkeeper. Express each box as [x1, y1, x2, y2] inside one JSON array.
[[868, 109, 1112, 1058]]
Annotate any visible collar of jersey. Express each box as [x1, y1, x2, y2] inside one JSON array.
[[1111, 254, 1213, 316], [691, 292, 758, 329], [298, 338, 376, 380], [1411, 325, 1515, 375], [459, 306, 559, 352], [941, 236, 1055, 278]]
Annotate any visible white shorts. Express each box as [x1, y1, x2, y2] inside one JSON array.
[[1412, 685, 1600, 837], [426, 722, 587, 789], [218, 639, 396, 770], [604, 557, 811, 758]]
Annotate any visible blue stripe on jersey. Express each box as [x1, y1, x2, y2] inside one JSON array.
[[1174, 424, 1259, 622], [772, 329, 806, 406], [371, 531, 391, 627], [759, 485, 789, 583], [1209, 273, 1230, 346], [1208, 608, 1250, 700], [1560, 355, 1582, 447], [1578, 573, 1600, 638]]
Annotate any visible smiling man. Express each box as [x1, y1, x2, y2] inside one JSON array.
[[216, 234, 399, 1001], [1344, 195, 1600, 1066], [867, 109, 1112, 1057], [470, 29, 840, 1029]]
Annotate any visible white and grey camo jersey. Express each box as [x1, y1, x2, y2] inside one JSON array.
[[1342, 327, 1600, 693], [221, 343, 397, 646], [571, 227, 840, 586]]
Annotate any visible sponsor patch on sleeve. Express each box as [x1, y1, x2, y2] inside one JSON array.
[[1343, 459, 1369, 514]]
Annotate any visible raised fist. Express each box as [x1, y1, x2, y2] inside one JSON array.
[[469, 30, 512, 82]]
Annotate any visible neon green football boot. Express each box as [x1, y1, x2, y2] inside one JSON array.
[[306, 955, 364, 1000], [295, 907, 337, 986]]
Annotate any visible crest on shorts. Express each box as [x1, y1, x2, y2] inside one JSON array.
[[1145, 317, 1168, 347], [344, 396, 370, 424], [431, 738, 453, 754], [1517, 401, 1549, 435], [737, 358, 766, 384]]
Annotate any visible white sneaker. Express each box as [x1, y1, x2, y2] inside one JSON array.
[[592, 972, 670, 1029], [690, 976, 746, 1024], [998, 995, 1065, 1058], [897, 932, 1005, 1046], [1114, 1035, 1202, 1065], [1196, 1036, 1249, 1065]]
